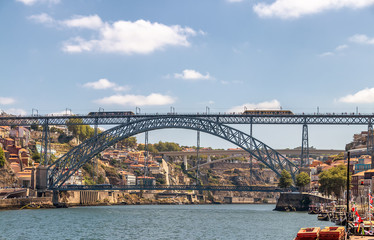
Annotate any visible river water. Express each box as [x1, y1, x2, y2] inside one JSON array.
[[0, 204, 333, 240]]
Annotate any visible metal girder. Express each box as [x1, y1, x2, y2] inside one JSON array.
[[300, 124, 309, 167], [41, 121, 50, 166], [188, 154, 246, 170], [48, 117, 298, 189], [368, 119, 373, 155], [1, 114, 374, 126]]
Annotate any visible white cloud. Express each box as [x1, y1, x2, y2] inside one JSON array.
[[84, 79, 116, 90], [336, 44, 348, 51], [30, 14, 200, 54], [94, 93, 176, 106], [5, 108, 27, 116], [113, 86, 130, 92], [62, 18, 199, 54], [16, 0, 60, 5], [0, 97, 15, 105], [319, 52, 334, 57], [253, 0, 374, 19], [174, 69, 212, 81], [83, 78, 130, 92], [227, 0, 244, 2], [28, 13, 55, 25], [62, 15, 103, 30], [349, 34, 374, 45], [338, 88, 374, 103], [319, 44, 349, 57], [228, 100, 281, 112]]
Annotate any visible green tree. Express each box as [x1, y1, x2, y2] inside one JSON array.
[[0, 147, 5, 168], [138, 144, 158, 153], [278, 169, 293, 188], [296, 172, 311, 192], [66, 119, 97, 142], [119, 137, 137, 148], [32, 152, 41, 163], [331, 152, 345, 162], [318, 164, 348, 199]]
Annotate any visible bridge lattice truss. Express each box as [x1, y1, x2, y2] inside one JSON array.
[[48, 117, 298, 189], [1, 114, 374, 126]]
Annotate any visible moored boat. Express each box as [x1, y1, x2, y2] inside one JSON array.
[[320, 226, 345, 240], [318, 212, 330, 221], [295, 227, 320, 240], [308, 205, 320, 214]]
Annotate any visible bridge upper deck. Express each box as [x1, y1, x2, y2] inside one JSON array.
[[0, 113, 373, 126]]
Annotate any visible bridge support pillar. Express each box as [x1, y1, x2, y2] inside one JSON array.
[[196, 131, 200, 185], [41, 120, 50, 166], [183, 155, 188, 171], [368, 119, 374, 168], [93, 117, 98, 183], [300, 124, 309, 168], [249, 121, 253, 185]]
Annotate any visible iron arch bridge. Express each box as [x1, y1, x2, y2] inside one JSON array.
[[47, 116, 298, 190]]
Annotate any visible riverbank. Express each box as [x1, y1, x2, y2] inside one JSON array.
[[0, 197, 54, 210], [0, 190, 278, 210], [274, 192, 332, 211]]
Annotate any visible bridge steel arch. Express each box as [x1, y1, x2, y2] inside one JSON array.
[[48, 117, 298, 189]]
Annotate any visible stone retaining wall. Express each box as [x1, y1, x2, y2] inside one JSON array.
[[275, 192, 331, 211], [0, 197, 53, 209]]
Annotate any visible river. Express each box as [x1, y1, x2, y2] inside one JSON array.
[[0, 204, 333, 239]]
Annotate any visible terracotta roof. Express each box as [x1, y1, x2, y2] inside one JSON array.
[[137, 176, 155, 179], [352, 172, 365, 177], [130, 164, 144, 168]]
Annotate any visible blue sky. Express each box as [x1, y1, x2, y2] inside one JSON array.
[[2, 0, 374, 150]]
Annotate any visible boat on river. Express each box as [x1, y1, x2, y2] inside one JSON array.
[[318, 212, 330, 221], [20, 203, 41, 210], [308, 204, 320, 214], [294, 226, 346, 240]]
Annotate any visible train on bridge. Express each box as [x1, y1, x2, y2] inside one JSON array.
[[87, 110, 294, 116], [88, 111, 135, 116], [243, 110, 294, 115]]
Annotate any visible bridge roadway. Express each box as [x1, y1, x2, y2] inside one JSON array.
[[159, 149, 343, 157], [1, 113, 374, 126], [58, 184, 294, 192]]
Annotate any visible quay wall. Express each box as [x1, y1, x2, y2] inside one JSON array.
[[54, 190, 120, 207], [0, 197, 53, 209], [275, 192, 331, 211]]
